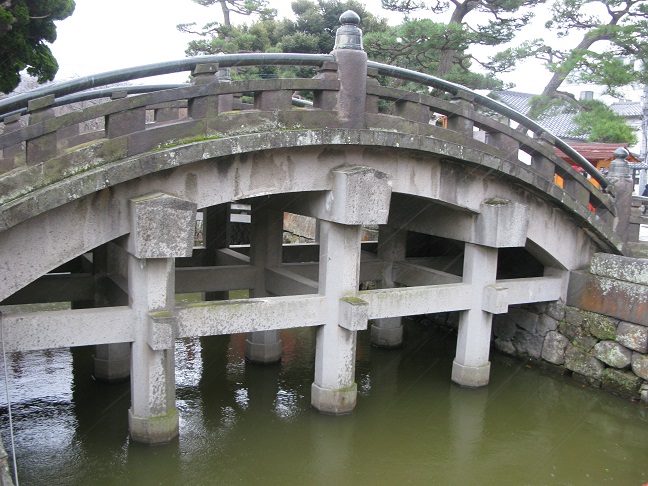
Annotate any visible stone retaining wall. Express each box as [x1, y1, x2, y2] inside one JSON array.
[[491, 252, 648, 404], [492, 302, 648, 404]]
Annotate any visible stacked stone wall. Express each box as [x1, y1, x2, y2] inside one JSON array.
[[492, 301, 648, 404]]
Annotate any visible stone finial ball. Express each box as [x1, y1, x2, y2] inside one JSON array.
[[613, 146, 629, 159], [339, 10, 361, 25]]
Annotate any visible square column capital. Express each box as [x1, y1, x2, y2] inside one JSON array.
[[126, 193, 197, 259], [474, 198, 529, 248], [326, 166, 392, 225]]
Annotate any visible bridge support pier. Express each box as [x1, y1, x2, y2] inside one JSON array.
[[452, 243, 498, 387], [125, 193, 196, 444], [245, 204, 283, 364], [94, 343, 131, 382], [371, 226, 406, 348], [312, 221, 361, 414], [93, 245, 131, 382], [311, 166, 392, 414], [246, 330, 282, 364], [128, 255, 179, 445]]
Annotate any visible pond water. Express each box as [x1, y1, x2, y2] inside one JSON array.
[[1, 319, 647, 485]]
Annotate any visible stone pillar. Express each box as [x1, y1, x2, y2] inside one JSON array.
[[446, 92, 475, 137], [608, 147, 635, 246], [311, 166, 392, 414], [94, 343, 131, 382], [26, 95, 56, 165], [246, 204, 283, 364], [202, 204, 229, 301], [127, 255, 178, 444], [371, 225, 406, 348], [331, 11, 367, 129], [1, 113, 24, 171], [452, 242, 498, 387], [93, 244, 131, 382], [312, 220, 362, 414], [125, 193, 197, 444]]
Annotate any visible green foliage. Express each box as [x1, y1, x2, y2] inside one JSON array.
[[496, 0, 648, 107], [0, 0, 75, 93], [179, 0, 533, 90], [571, 100, 638, 144], [376, 0, 544, 88], [364, 19, 504, 89], [180, 0, 389, 80]]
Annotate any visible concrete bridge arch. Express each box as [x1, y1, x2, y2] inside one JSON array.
[[1, 11, 645, 447], [0, 127, 607, 302]]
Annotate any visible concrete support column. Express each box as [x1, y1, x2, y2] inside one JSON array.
[[125, 192, 197, 444], [94, 343, 131, 382], [246, 204, 283, 364], [202, 204, 229, 302], [452, 242, 498, 387], [312, 220, 362, 414], [93, 244, 130, 382], [371, 226, 406, 348], [303, 165, 391, 413], [128, 255, 179, 444]]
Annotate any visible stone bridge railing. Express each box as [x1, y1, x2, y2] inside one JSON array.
[[0, 29, 636, 250]]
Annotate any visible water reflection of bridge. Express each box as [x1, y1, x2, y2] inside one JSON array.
[[0, 11, 645, 445]]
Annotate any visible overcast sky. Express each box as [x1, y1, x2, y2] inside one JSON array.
[[47, 0, 638, 100], [48, 0, 551, 89]]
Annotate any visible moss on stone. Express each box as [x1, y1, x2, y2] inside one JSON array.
[[340, 296, 367, 306], [62, 139, 103, 154], [584, 311, 618, 341], [152, 134, 223, 151], [601, 368, 642, 399]]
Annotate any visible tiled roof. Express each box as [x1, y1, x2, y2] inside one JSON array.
[[610, 100, 643, 117], [492, 91, 584, 140], [555, 142, 640, 163]]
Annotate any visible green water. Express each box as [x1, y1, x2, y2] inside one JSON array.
[[1, 320, 647, 485]]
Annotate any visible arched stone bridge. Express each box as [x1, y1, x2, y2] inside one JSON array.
[[0, 13, 642, 444]]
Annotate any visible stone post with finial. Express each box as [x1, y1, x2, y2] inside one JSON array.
[[608, 146, 634, 247], [332, 10, 367, 129]]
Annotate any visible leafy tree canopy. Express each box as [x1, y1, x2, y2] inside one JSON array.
[[0, 0, 75, 94], [490, 0, 648, 116], [375, 0, 545, 89], [570, 99, 638, 144], [179, 0, 389, 79]]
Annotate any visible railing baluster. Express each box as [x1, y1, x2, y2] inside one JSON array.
[[446, 92, 475, 137], [313, 61, 339, 111], [1, 114, 24, 171], [26, 95, 57, 165]]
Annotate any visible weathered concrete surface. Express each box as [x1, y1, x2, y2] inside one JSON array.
[[567, 270, 648, 325], [0, 307, 135, 352], [126, 193, 197, 259], [590, 252, 648, 285], [452, 243, 497, 387]]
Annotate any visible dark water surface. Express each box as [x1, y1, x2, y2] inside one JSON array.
[[1, 320, 647, 485]]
